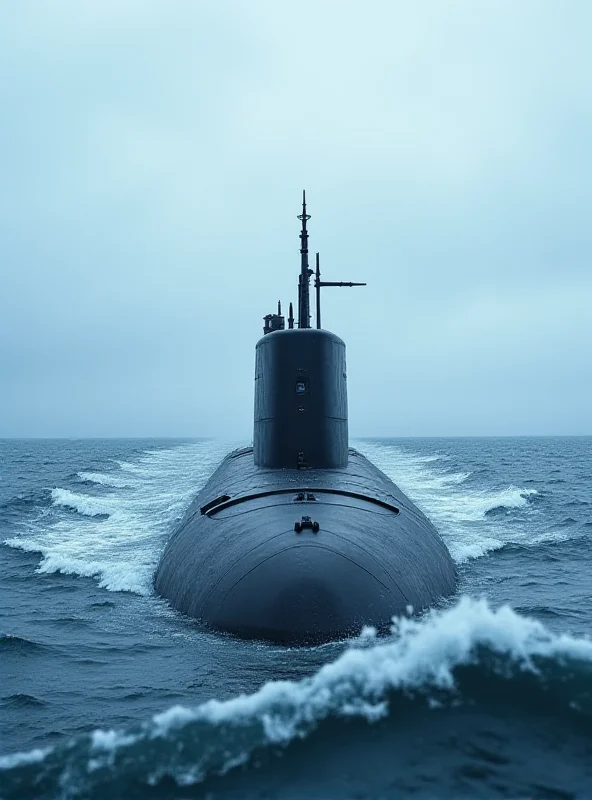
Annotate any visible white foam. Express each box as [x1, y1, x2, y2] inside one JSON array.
[[78, 471, 133, 489], [452, 537, 504, 563], [50, 488, 113, 517], [5, 440, 242, 595], [0, 747, 53, 769], [91, 730, 138, 751], [95, 598, 592, 751], [355, 440, 540, 563], [153, 597, 592, 738], [451, 486, 537, 521]]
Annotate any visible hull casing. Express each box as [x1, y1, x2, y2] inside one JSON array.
[[154, 447, 456, 644]]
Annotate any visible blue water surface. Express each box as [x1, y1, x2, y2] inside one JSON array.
[[1, 437, 591, 798]]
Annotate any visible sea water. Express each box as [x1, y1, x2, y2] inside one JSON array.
[[1, 437, 591, 798]]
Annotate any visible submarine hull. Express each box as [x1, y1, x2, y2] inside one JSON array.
[[154, 446, 456, 644]]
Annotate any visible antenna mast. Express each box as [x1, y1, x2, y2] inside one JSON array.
[[314, 254, 366, 330], [297, 190, 312, 328]]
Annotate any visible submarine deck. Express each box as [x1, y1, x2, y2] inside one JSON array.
[[154, 447, 457, 644]]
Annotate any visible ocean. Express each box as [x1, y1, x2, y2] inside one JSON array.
[[1, 437, 591, 799]]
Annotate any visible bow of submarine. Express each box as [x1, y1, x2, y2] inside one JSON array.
[[154, 449, 457, 645], [203, 542, 403, 645]]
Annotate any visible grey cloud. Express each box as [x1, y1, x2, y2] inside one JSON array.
[[1, 1, 590, 436]]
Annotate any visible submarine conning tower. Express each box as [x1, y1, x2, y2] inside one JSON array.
[[254, 191, 365, 470]]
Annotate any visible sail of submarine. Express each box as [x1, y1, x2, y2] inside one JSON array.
[[154, 193, 457, 644]]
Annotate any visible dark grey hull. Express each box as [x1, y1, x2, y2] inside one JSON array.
[[154, 447, 456, 644]]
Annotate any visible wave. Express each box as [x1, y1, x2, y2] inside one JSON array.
[[3, 441, 238, 595], [2, 694, 48, 708], [2, 598, 592, 798], [77, 472, 133, 489], [355, 441, 543, 564], [0, 634, 48, 655], [50, 488, 112, 518], [0, 488, 52, 513]]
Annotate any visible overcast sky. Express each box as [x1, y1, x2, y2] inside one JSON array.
[[1, 1, 591, 437]]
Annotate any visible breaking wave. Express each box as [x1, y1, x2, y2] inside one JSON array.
[[50, 488, 112, 518], [1, 598, 591, 799]]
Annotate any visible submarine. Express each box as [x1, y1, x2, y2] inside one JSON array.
[[155, 193, 457, 644]]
